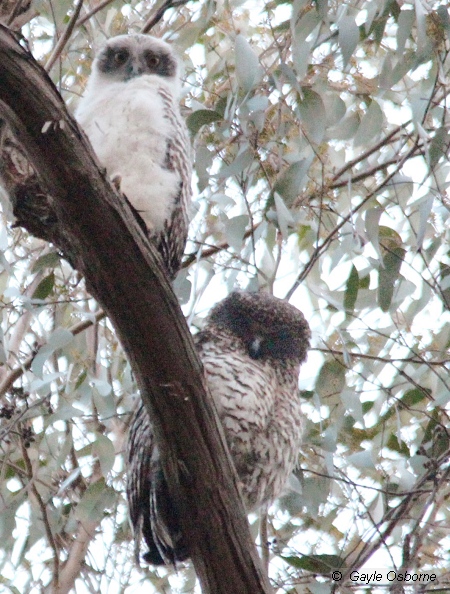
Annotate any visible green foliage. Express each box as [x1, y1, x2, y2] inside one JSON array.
[[2, 0, 450, 592], [186, 109, 223, 136], [281, 553, 345, 574], [31, 272, 55, 300]]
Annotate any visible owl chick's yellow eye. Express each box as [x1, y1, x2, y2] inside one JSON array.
[[114, 50, 128, 65]]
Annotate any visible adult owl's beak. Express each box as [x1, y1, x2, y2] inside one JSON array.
[[249, 336, 263, 359]]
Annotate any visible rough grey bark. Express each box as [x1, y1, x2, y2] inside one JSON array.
[[0, 25, 271, 594]]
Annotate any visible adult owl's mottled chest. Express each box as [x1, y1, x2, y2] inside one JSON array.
[[196, 333, 303, 509]]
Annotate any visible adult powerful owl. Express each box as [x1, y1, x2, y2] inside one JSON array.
[[75, 34, 192, 278], [126, 291, 311, 565]]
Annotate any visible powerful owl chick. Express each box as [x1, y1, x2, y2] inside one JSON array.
[[126, 291, 311, 565], [75, 34, 192, 278]]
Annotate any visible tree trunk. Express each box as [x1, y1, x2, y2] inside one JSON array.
[[0, 24, 271, 594]]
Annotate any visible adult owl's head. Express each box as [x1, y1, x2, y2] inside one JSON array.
[[208, 291, 311, 363], [91, 34, 180, 85]]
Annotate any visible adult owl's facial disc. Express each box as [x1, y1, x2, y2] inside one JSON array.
[[95, 35, 178, 82]]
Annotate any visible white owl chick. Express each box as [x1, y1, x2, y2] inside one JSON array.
[[75, 34, 192, 278]]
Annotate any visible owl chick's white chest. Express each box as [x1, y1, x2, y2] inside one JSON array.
[[76, 76, 180, 234]]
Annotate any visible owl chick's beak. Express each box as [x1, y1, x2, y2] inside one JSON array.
[[125, 63, 144, 80]]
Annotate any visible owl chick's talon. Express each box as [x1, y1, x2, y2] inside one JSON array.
[[111, 174, 122, 191]]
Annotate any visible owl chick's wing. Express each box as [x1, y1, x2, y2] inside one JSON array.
[[153, 85, 192, 279]]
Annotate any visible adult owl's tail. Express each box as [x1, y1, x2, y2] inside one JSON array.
[[126, 403, 188, 565]]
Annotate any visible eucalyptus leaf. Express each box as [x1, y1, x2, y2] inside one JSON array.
[[218, 148, 253, 179], [315, 360, 346, 399], [92, 434, 116, 477], [293, 10, 321, 46], [31, 329, 74, 377], [173, 268, 192, 305], [347, 450, 376, 469], [187, 109, 223, 136], [235, 35, 261, 92], [31, 252, 60, 274], [322, 94, 346, 127], [354, 101, 383, 146], [281, 554, 345, 574], [297, 88, 326, 144], [378, 246, 406, 312], [195, 146, 213, 193], [75, 480, 115, 523], [344, 265, 358, 313], [301, 476, 331, 517], [48, 403, 84, 423], [338, 15, 360, 67], [274, 193, 295, 239], [225, 215, 248, 252], [429, 127, 450, 170], [414, 0, 427, 53], [365, 208, 383, 259], [292, 40, 312, 81], [32, 272, 55, 300], [328, 112, 360, 140], [397, 10, 414, 56], [272, 159, 311, 205]]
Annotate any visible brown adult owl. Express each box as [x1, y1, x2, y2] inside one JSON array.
[[75, 34, 192, 278], [126, 291, 311, 565]]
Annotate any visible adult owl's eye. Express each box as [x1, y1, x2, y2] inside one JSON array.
[[114, 50, 128, 65], [146, 55, 160, 68]]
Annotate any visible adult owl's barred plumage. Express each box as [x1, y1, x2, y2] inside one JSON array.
[[126, 291, 311, 565], [127, 399, 189, 564], [75, 34, 192, 279]]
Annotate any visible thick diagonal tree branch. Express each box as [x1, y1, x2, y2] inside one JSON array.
[[0, 25, 271, 594]]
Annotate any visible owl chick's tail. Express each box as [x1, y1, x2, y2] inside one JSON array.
[[127, 403, 189, 565]]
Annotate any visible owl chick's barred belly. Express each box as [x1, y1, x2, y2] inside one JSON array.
[[126, 291, 311, 565]]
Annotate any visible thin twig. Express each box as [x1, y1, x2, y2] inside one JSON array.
[[285, 136, 421, 299], [6, 0, 28, 25], [0, 309, 105, 397], [302, 467, 433, 498], [55, 464, 103, 594], [182, 222, 261, 268], [76, 0, 115, 27], [331, 124, 410, 183], [0, 395, 51, 442], [330, 151, 422, 189], [141, 0, 191, 34], [45, 0, 84, 72], [343, 454, 450, 575], [260, 510, 270, 576], [313, 347, 450, 367], [22, 438, 60, 586]]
